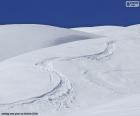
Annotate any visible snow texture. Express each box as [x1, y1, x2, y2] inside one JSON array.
[[0, 24, 140, 116]]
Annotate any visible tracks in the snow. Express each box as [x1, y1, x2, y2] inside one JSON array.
[[66, 40, 115, 61], [0, 60, 75, 111], [0, 40, 115, 111]]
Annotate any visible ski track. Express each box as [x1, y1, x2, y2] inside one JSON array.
[[38, 40, 115, 63], [67, 40, 115, 61], [0, 61, 75, 111], [0, 40, 115, 111]]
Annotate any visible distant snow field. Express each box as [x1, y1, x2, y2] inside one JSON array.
[[0, 24, 140, 116]]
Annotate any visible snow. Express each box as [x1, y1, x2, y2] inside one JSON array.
[[67, 94, 140, 116], [0, 24, 99, 61], [0, 24, 140, 115], [72, 25, 140, 40]]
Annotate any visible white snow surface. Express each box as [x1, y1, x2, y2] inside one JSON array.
[[0, 24, 140, 116], [0, 24, 99, 61]]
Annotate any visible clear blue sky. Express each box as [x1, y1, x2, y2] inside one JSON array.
[[0, 0, 140, 27]]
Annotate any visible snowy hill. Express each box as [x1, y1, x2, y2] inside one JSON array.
[[0, 24, 140, 116], [0, 24, 99, 61], [72, 25, 140, 40]]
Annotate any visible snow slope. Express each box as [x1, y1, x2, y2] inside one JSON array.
[[0, 24, 99, 61], [72, 26, 125, 33], [127, 24, 140, 32], [67, 94, 140, 116], [72, 25, 140, 40], [0, 24, 140, 116]]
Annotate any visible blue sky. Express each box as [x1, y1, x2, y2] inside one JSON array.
[[0, 0, 140, 27]]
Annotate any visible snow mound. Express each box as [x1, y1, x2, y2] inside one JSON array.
[[0, 24, 99, 61]]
